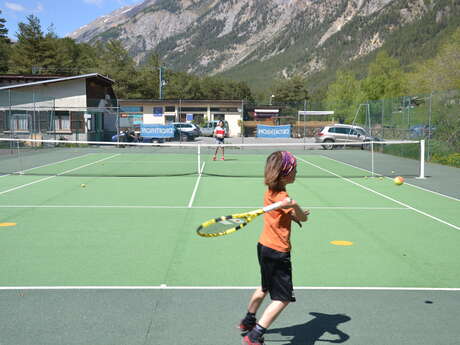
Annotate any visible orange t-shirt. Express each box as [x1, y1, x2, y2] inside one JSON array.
[[258, 190, 293, 252]]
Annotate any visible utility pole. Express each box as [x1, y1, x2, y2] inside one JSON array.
[[159, 66, 166, 100]]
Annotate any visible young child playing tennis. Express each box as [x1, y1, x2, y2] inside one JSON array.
[[240, 150, 309, 345], [213, 120, 226, 160]]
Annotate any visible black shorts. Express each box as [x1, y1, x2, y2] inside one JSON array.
[[257, 243, 295, 302]]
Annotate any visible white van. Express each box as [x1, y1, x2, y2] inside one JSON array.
[[200, 120, 229, 137]]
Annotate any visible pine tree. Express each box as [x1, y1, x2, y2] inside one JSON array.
[[9, 15, 46, 74], [272, 75, 309, 103], [135, 53, 161, 99], [95, 40, 139, 98], [0, 10, 11, 72]]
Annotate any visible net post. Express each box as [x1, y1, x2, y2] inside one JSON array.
[[371, 141, 375, 177], [197, 143, 201, 175], [417, 139, 426, 179]]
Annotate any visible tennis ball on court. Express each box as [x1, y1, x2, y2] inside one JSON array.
[[379, 177, 384, 180], [80, 184, 86, 188], [394, 176, 404, 186]]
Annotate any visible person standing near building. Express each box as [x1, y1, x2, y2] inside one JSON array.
[[213, 120, 226, 161]]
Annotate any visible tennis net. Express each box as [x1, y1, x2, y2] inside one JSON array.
[[0, 137, 425, 178]]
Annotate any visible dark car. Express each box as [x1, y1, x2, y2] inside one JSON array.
[[409, 124, 436, 139]]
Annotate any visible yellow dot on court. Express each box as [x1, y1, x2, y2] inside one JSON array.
[[0, 222, 16, 227], [330, 240, 353, 246]]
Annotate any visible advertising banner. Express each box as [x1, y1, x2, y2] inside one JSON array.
[[256, 125, 291, 138], [141, 124, 175, 138]]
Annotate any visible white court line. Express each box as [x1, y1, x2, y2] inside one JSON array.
[[297, 157, 460, 231], [0, 286, 458, 291], [188, 162, 205, 208], [0, 153, 93, 178], [0, 154, 120, 196], [320, 155, 460, 202], [0, 205, 409, 210]]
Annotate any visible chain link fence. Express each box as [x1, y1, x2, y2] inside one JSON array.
[[352, 90, 460, 166], [242, 100, 333, 138], [1, 88, 458, 167]]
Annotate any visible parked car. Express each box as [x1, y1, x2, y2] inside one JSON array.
[[315, 124, 382, 150], [143, 123, 200, 143], [200, 120, 230, 137], [171, 122, 201, 141], [409, 124, 436, 139]]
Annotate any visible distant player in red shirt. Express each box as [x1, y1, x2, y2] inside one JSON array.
[[240, 151, 310, 345], [213, 120, 226, 161]]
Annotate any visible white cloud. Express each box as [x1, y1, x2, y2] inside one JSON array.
[[84, 0, 104, 6], [35, 2, 44, 13], [5, 2, 26, 11]]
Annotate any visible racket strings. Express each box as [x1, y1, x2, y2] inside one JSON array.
[[197, 215, 249, 236]]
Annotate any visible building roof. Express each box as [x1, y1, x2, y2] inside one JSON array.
[[0, 73, 115, 91], [118, 99, 242, 104], [0, 74, 62, 81]]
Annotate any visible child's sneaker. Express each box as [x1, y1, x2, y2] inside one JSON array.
[[238, 318, 256, 333], [242, 335, 264, 345], [221, 156, 225, 160], [212, 156, 217, 161]]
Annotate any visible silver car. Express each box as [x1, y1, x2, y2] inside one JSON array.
[[315, 124, 380, 150]]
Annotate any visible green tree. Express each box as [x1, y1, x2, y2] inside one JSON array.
[[408, 28, 460, 93], [95, 40, 139, 98], [9, 15, 47, 74], [272, 75, 309, 103], [200, 77, 226, 100], [229, 81, 253, 101], [0, 10, 11, 72], [135, 54, 162, 99], [165, 72, 203, 99], [73, 42, 100, 74], [325, 70, 365, 123], [40, 28, 64, 73], [361, 50, 408, 100]]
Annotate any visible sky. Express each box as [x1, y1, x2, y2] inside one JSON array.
[[0, 0, 140, 39]]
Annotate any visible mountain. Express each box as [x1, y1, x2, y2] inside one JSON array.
[[68, 0, 460, 91]]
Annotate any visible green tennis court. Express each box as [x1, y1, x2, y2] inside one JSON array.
[[1, 142, 459, 345]]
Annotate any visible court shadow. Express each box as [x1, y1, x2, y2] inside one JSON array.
[[266, 312, 351, 345]]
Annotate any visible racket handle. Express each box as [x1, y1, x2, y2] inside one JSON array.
[[262, 198, 291, 212]]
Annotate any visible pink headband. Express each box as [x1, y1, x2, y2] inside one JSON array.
[[281, 151, 297, 176]]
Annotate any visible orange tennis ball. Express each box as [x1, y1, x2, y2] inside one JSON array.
[[394, 176, 404, 185]]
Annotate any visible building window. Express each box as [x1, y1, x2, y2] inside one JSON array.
[[181, 107, 207, 112], [120, 106, 143, 113], [210, 107, 238, 112], [165, 106, 175, 112], [10, 114, 30, 131], [54, 111, 70, 131]]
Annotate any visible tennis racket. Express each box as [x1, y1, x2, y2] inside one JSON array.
[[196, 198, 291, 238]]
